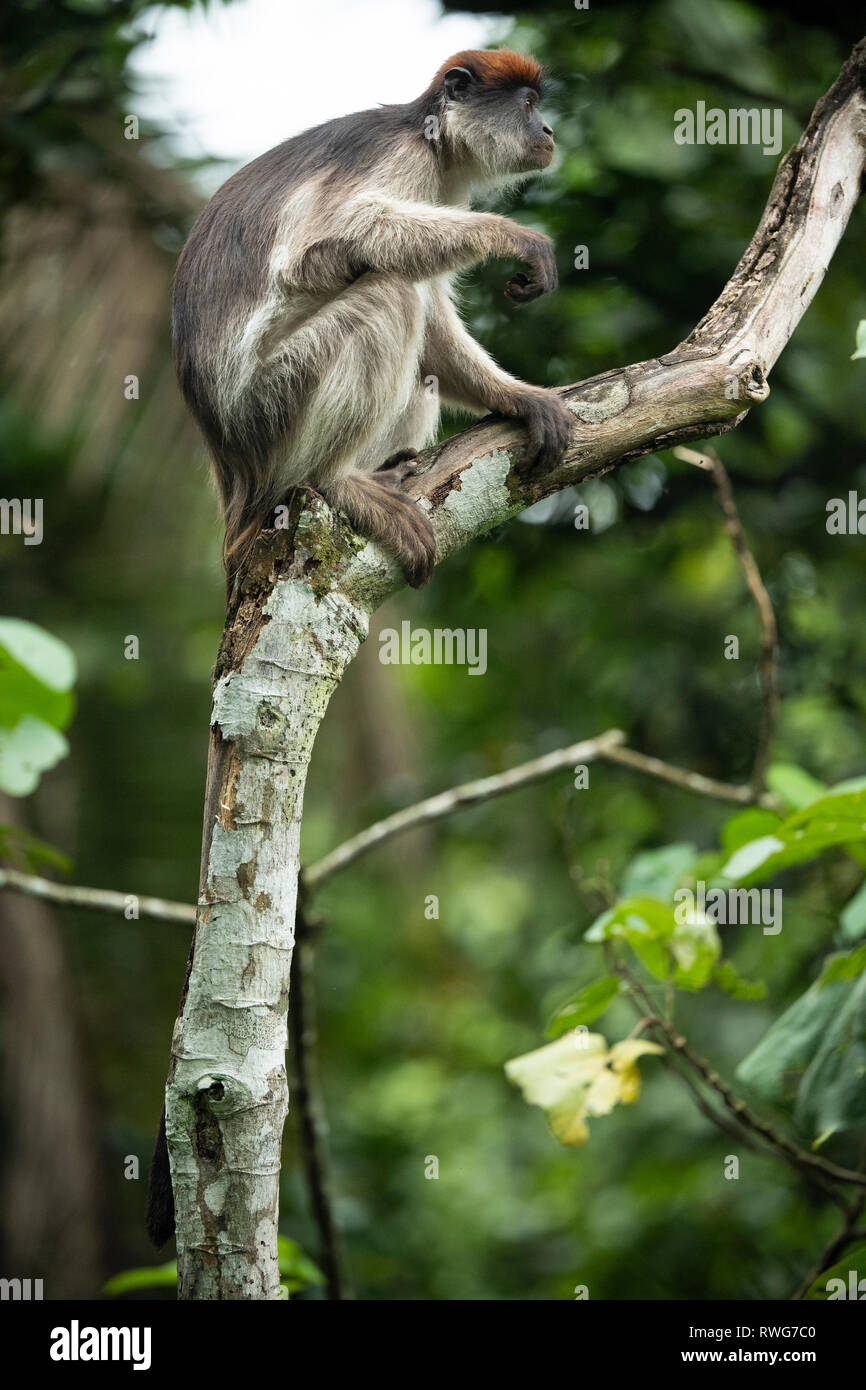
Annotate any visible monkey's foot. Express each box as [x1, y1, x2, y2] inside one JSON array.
[[321, 473, 435, 588]]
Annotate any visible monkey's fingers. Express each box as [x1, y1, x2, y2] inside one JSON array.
[[505, 255, 558, 303], [519, 394, 573, 472], [505, 273, 544, 303]]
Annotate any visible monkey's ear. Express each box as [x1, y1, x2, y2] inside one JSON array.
[[443, 67, 473, 102]]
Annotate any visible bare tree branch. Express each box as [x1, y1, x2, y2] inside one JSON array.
[[0, 867, 196, 924], [305, 729, 777, 890], [598, 742, 778, 811], [304, 730, 625, 890]]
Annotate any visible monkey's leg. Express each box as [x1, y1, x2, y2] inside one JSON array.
[[369, 360, 441, 471], [279, 275, 437, 586]]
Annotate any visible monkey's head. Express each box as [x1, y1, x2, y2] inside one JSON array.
[[431, 50, 554, 181]]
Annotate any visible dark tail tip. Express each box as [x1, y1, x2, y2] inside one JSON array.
[[145, 1107, 176, 1248], [222, 513, 269, 606]]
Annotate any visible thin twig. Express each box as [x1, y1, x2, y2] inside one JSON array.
[[613, 963, 849, 1208], [662, 1053, 768, 1152], [640, 1005, 866, 1190], [599, 743, 777, 809], [303, 730, 776, 892], [0, 867, 196, 924], [303, 730, 624, 891], [674, 445, 779, 792]]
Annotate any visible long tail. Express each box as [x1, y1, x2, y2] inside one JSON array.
[[218, 458, 285, 602], [145, 1107, 175, 1248]]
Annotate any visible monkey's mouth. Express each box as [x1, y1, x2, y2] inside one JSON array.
[[531, 142, 555, 167]]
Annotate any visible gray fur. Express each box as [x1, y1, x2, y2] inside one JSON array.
[[172, 50, 573, 589]]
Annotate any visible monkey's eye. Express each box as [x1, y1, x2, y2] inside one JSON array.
[[524, 97, 532, 114]]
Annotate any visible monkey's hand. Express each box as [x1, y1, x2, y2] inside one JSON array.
[[508, 388, 573, 471], [504, 228, 559, 303]]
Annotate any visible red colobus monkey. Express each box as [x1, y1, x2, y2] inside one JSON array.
[[172, 48, 572, 591]]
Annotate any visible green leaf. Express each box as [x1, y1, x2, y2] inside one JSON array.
[[840, 880, 866, 942], [585, 896, 677, 980], [829, 777, 866, 795], [765, 762, 827, 811], [669, 914, 721, 991], [721, 808, 783, 854], [546, 975, 621, 1037], [851, 319, 866, 360], [817, 946, 866, 986], [737, 966, 866, 1143], [0, 648, 74, 733], [620, 842, 696, 900], [687, 850, 727, 883], [795, 971, 866, 1142], [712, 960, 767, 1001], [584, 907, 615, 943], [721, 834, 786, 882], [586, 894, 726, 986], [0, 618, 76, 693], [277, 1235, 325, 1287], [735, 976, 848, 1106], [0, 823, 71, 873], [803, 1242, 866, 1300], [0, 621, 77, 794], [585, 896, 676, 942], [721, 785, 866, 884], [104, 1260, 178, 1295], [0, 716, 68, 796]]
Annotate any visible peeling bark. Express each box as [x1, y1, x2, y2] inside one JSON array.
[[165, 41, 866, 1299]]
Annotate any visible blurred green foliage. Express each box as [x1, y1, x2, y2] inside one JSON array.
[[104, 1235, 324, 1297], [2, 0, 866, 1300], [0, 617, 77, 793]]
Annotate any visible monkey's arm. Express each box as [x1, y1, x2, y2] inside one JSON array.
[[424, 289, 573, 469], [297, 197, 557, 301]]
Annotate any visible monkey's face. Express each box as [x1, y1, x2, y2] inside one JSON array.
[[442, 68, 555, 180], [511, 86, 556, 170]]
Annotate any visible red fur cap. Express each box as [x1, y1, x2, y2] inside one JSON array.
[[430, 49, 544, 96]]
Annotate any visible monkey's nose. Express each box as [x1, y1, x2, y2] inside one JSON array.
[[542, 124, 553, 137]]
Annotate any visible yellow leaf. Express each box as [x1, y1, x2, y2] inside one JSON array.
[[506, 1032, 663, 1147], [609, 1039, 664, 1104]]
